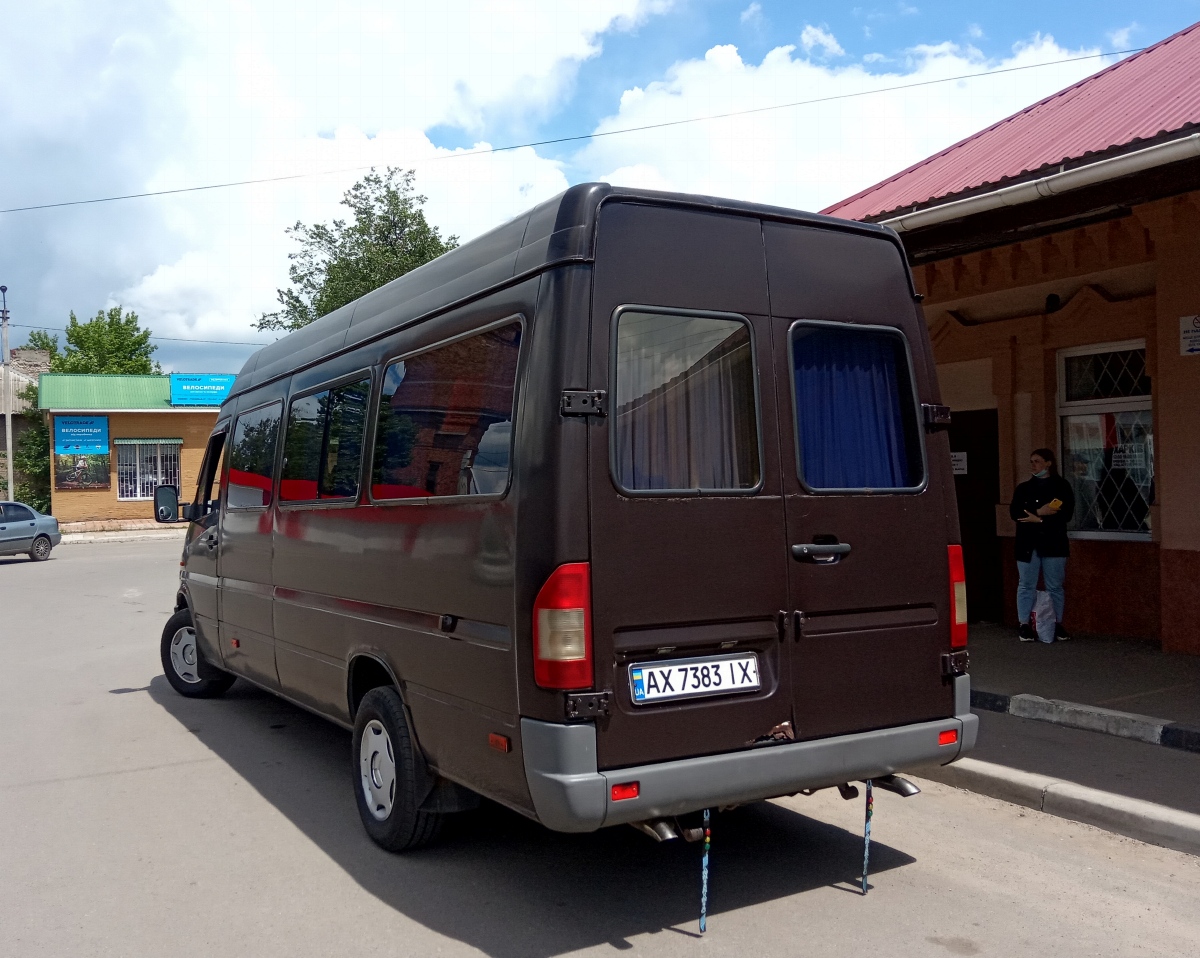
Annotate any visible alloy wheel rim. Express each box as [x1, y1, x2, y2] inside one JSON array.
[[33, 538, 49, 559], [169, 627, 203, 684], [359, 719, 397, 821]]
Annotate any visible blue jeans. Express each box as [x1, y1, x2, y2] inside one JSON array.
[[1017, 552, 1066, 624]]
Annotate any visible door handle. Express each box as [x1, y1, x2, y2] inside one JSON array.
[[791, 542, 851, 562], [202, 534, 218, 550]]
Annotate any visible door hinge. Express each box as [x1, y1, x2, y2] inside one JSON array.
[[941, 650, 970, 676], [923, 403, 952, 432], [561, 389, 607, 417], [565, 690, 611, 719]]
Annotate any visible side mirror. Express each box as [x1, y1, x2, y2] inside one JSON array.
[[154, 485, 181, 523]]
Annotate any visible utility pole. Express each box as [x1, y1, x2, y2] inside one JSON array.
[[1, 285, 11, 500]]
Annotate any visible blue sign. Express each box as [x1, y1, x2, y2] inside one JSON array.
[[54, 416, 109, 455], [170, 374, 235, 406]]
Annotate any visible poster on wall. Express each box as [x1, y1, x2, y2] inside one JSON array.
[[53, 416, 111, 490]]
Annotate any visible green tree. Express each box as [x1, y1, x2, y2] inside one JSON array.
[[22, 329, 61, 364], [13, 383, 51, 512], [53, 306, 160, 374], [256, 168, 457, 333]]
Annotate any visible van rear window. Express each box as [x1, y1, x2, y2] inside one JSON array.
[[281, 378, 371, 502], [371, 322, 522, 500], [612, 310, 761, 493], [228, 402, 282, 508], [790, 323, 923, 491]]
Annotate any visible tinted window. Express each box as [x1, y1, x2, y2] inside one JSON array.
[[791, 323, 923, 490], [195, 434, 226, 506], [613, 310, 760, 492], [371, 322, 521, 499], [5, 504, 34, 521], [228, 402, 281, 508], [281, 378, 371, 501]]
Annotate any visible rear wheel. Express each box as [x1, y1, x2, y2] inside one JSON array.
[[352, 686, 443, 851], [28, 536, 52, 561], [160, 609, 236, 698]]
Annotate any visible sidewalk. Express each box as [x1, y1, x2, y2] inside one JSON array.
[[913, 622, 1200, 854], [968, 622, 1200, 728]]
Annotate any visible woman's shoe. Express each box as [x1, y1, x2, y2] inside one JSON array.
[[1018, 623, 1036, 642], [1054, 624, 1071, 641]]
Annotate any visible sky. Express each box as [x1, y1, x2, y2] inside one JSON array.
[[1, 0, 1197, 374]]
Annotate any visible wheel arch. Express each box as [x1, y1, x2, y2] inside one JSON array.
[[347, 653, 403, 720]]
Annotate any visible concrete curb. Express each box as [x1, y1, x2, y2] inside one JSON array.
[[61, 529, 188, 544], [971, 689, 1200, 755], [912, 757, 1200, 856]]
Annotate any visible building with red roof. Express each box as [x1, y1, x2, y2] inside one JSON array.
[[826, 21, 1200, 654]]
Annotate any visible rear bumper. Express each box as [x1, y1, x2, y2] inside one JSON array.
[[522, 674, 977, 832]]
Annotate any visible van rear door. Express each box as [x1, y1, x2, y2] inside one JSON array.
[[764, 222, 956, 739], [587, 203, 792, 770]]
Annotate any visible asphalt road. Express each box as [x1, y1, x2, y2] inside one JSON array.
[[2, 539, 1198, 958]]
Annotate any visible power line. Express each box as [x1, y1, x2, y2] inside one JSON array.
[[0, 48, 1143, 216], [10, 322, 272, 346]]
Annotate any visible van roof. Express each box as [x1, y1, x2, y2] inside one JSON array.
[[227, 183, 902, 402]]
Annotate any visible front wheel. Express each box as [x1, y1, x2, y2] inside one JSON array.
[[160, 609, 236, 698], [352, 686, 443, 851], [28, 536, 52, 561]]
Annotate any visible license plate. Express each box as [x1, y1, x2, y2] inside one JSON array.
[[628, 653, 760, 705]]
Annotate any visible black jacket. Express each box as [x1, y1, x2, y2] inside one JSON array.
[[1009, 473, 1075, 562]]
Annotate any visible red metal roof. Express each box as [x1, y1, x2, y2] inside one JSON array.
[[823, 21, 1200, 221]]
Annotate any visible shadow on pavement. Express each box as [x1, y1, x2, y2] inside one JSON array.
[[148, 676, 914, 957]]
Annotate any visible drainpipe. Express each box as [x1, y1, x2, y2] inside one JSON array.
[[880, 132, 1200, 233]]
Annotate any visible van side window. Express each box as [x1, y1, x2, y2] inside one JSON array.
[[371, 322, 522, 500], [281, 378, 371, 502], [193, 432, 226, 511], [790, 323, 924, 491], [613, 309, 761, 493], [228, 402, 282, 508]]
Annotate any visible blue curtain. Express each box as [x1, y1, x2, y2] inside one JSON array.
[[792, 327, 914, 489]]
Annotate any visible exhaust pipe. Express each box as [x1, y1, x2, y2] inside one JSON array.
[[631, 819, 681, 842], [872, 774, 920, 797]]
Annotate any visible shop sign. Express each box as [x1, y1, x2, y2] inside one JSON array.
[[950, 451, 968, 475], [54, 416, 109, 454], [170, 373, 235, 406], [1111, 443, 1146, 470], [1181, 315, 1200, 356]]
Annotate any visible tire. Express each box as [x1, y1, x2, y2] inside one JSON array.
[[28, 536, 52, 562], [352, 686, 443, 852], [160, 608, 236, 698]]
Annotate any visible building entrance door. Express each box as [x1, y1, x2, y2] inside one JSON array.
[[948, 410, 1002, 622]]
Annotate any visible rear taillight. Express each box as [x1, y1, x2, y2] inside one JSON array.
[[533, 562, 593, 690], [948, 544, 968, 648]]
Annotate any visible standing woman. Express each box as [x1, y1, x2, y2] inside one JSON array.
[[1010, 448, 1076, 641]]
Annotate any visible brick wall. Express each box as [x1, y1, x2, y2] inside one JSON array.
[[49, 411, 217, 523]]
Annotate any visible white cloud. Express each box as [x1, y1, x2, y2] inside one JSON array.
[[740, 3, 763, 26], [1108, 24, 1138, 51], [863, 52, 888, 63], [967, 23, 984, 40], [0, 0, 673, 370], [578, 34, 1104, 217], [801, 25, 846, 58]]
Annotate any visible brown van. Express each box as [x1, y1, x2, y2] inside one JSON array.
[[154, 184, 976, 851]]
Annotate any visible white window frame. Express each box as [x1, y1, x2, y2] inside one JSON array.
[[116, 442, 181, 501], [1056, 338, 1152, 542]]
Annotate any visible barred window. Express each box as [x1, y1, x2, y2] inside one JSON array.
[[1058, 342, 1153, 538], [116, 441, 181, 500]]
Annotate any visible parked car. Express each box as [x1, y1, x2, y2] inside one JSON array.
[[0, 501, 61, 560], [154, 183, 976, 853]]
